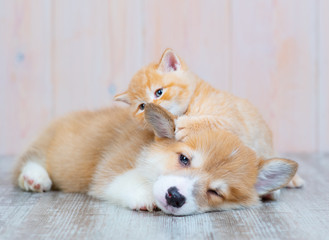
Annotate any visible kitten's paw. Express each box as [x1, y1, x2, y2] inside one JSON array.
[[175, 117, 191, 141], [18, 162, 52, 192], [286, 174, 304, 188], [175, 128, 188, 141]]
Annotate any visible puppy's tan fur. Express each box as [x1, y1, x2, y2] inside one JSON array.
[[14, 104, 297, 215], [14, 108, 153, 192]]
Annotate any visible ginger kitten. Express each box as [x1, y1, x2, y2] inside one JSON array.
[[114, 49, 304, 188]]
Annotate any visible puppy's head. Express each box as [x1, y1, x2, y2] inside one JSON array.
[[114, 49, 196, 125], [144, 104, 298, 215]]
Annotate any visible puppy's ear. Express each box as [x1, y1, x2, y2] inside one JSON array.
[[158, 48, 182, 73], [114, 91, 131, 105], [144, 103, 175, 139], [255, 158, 298, 195]]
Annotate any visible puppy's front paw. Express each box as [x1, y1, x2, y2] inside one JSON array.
[[127, 188, 157, 212], [103, 170, 157, 212], [286, 174, 305, 188], [18, 162, 52, 192], [134, 203, 158, 212]]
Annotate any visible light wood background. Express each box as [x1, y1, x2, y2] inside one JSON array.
[[0, 0, 328, 156]]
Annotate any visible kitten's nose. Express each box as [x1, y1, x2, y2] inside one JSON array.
[[165, 186, 186, 208]]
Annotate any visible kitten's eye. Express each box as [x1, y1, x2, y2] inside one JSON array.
[[179, 154, 190, 167], [155, 88, 163, 98], [139, 103, 145, 111], [207, 189, 223, 199]]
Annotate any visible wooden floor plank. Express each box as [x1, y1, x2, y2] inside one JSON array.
[[0, 154, 328, 240]]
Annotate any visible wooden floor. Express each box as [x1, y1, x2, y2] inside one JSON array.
[[0, 154, 328, 240]]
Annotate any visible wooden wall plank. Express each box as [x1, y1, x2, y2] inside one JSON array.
[[52, 0, 111, 116], [107, 0, 144, 97], [318, 0, 329, 152], [0, 0, 52, 155], [143, 0, 231, 91], [231, 0, 317, 153], [52, 0, 144, 116], [0, 1, 328, 155]]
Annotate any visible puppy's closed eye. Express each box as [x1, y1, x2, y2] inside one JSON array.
[[207, 189, 224, 199]]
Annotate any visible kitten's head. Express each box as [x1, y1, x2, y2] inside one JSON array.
[[114, 49, 197, 124]]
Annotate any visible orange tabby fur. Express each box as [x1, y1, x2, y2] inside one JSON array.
[[114, 49, 304, 188]]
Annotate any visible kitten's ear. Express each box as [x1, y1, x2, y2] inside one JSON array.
[[256, 158, 298, 195], [114, 91, 131, 105], [144, 103, 176, 139], [158, 48, 182, 73]]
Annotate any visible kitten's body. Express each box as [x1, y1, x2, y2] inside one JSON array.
[[183, 77, 273, 158], [115, 49, 303, 187]]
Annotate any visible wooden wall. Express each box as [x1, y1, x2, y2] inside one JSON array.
[[0, 0, 328, 156]]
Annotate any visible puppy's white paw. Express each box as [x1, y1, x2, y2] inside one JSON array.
[[135, 204, 158, 212], [18, 162, 52, 192], [127, 187, 157, 212], [103, 170, 156, 212], [286, 174, 305, 188], [131, 198, 157, 212], [119, 182, 157, 212]]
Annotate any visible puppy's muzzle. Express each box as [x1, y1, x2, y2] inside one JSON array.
[[165, 186, 186, 208]]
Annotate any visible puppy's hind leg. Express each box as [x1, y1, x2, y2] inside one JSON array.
[[18, 161, 52, 192], [14, 124, 56, 192], [286, 173, 304, 188], [14, 145, 52, 193]]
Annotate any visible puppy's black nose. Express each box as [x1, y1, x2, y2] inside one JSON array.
[[165, 186, 186, 208]]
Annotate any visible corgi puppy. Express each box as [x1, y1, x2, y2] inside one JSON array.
[[14, 104, 297, 215], [114, 49, 304, 188]]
